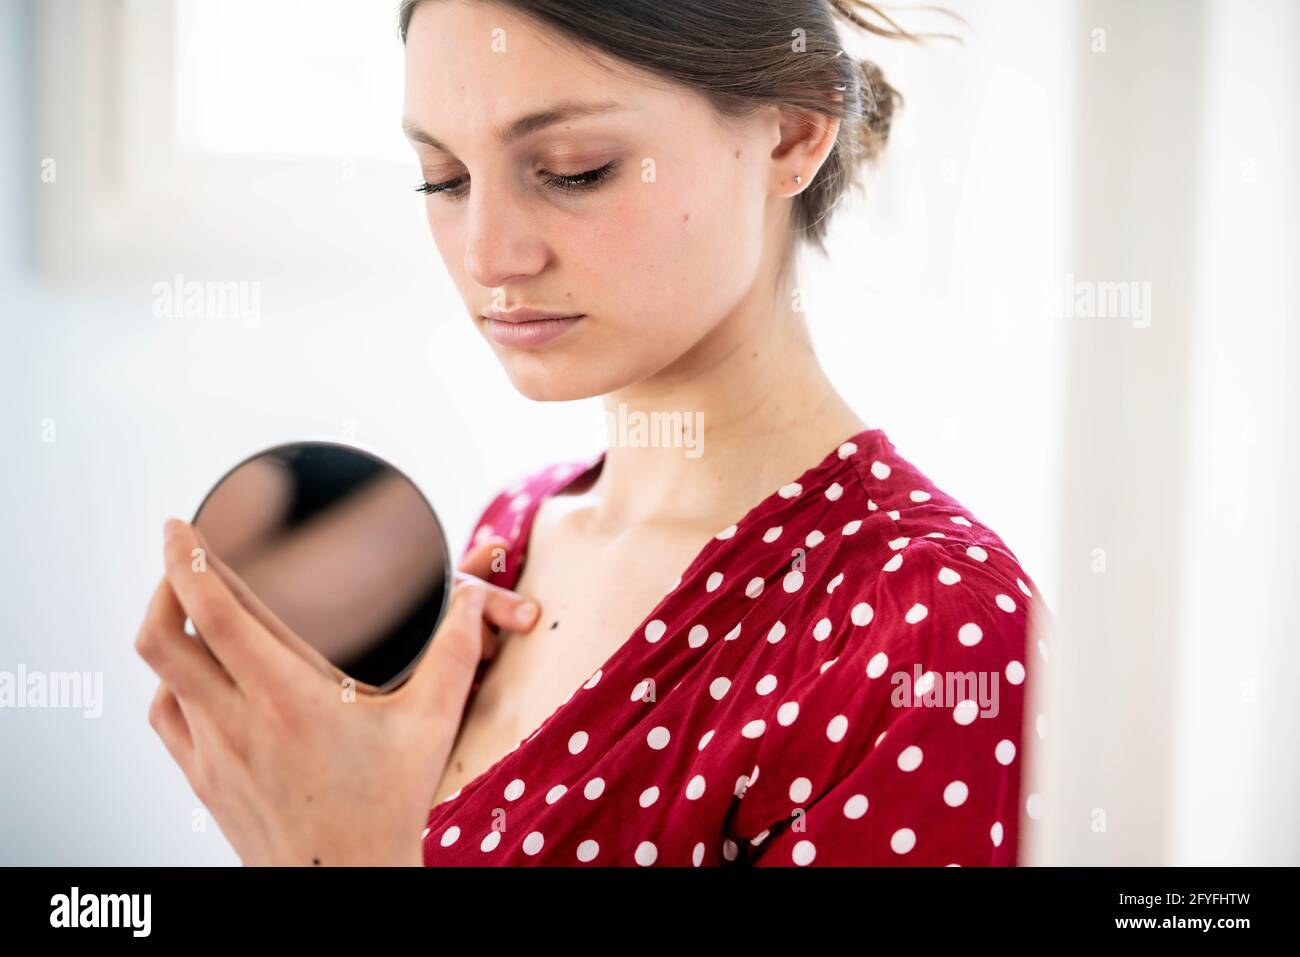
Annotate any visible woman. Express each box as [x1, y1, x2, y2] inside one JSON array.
[[137, 0, 1043, 866]]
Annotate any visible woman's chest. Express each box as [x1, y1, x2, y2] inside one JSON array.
[[429, 509, 714, 806]]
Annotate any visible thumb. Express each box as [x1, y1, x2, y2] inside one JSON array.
[[402, 578, 489, 707]]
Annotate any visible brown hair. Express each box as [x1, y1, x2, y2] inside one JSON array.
[[398, 0, 960, 257]]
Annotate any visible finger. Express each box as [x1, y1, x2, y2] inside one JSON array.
[[135, 575, 236, 711], [193, 524, 344, 684], [163, 517, 303, 693], [148, 683, 196, 778], [401, 579, 490, 708], [452, 570, 540, 633], [456, 535, 509, 578]]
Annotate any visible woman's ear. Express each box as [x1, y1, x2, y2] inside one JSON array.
[[769, 106, 842, 196]]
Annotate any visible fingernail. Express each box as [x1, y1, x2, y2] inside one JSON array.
[[517, 601, 539, 626]]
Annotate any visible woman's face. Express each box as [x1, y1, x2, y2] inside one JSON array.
[[402, 0, 792, 402]]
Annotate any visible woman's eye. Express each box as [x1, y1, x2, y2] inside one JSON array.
[[414, 161, 618, 202]]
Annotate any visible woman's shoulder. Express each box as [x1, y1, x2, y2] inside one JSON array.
[[458, 453, 597, 562]]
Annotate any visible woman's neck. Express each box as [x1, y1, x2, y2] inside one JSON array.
[[584, 269, 868, 537]]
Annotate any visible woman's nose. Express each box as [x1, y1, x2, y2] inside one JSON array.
[[463, 188, 548, 290]]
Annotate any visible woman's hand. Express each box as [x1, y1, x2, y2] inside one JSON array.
[[135, 517, 537, 866]]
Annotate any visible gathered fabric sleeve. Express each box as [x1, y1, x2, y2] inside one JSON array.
[[728, 538, 1038, 866]]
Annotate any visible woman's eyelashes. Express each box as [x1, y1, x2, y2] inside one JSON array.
[[415, 160, 619, 201]]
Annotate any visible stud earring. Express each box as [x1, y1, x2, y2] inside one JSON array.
[[794, 175, 803, 186]]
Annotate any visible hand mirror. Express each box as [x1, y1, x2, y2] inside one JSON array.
[[191, 441, 453, 693]]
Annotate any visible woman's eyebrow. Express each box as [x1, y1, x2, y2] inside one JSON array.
[[402, 99, 629, 152]]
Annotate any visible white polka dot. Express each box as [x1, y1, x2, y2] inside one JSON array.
[[995, 739, 1017, 765], [762, 525, 783, 542], [698, 729, 715, 750], [805, 530, 825, 548], [688, 624, 709, 648], [685, 775, 706, 799], [792, 840, 816, 865], [915, 671, 936, 696], [897, 745, 923, 771], [826, 572, 844, 593], [777, 701, 800, 726], [843, 519, 862, 535], [709, 676, 731, 700], [630, 678, 651, 702], [576, 839, 600, 862], [843, 794, 869, 819], [706, 571, 723, 592], [647, 726, 671, 750], [953, 700, 979, 725], [783, 570, 804, 592], [692, 842, 705, 866], [583, 777, 605, 799], [639, 786, 660, 807], [866, 652, 889, 679], [887, 510, 900, 520], [421, 826, 430, 840], [481, 831, 501, 852], [1006, 660, 1025, 685], [813, 617, 832, 641], [568, 731, 588, 754], [755, 674, 778, 695], [890, 828, 916, 854], [958, 622, 983, 647], [905, 602, 929, 624], [746, 577, 765, 598], [883, 553, 903, 572], [825, 482, 843, 501], [871, 460, 891, 480], [1026, 793, 1043, 820], [851, 602, 874, 626], [504, 778, 525, 801], [645, 619, 666, 643], [910, 489, 931, 502], [1018, 577, 1033, 598], [966, 545, 988, 561], [789, 777, 812, 803], [888, 536, 910, 550], [716, 524, 737, 540], [778, 482, 802, 498], [826, 714, 848, 742], [634, 841, 658, 866], [951, 515, 972, 527], [991, 822, 1004, 847], [767, 621, 786, 643], [522, 831, 544, 855], [938, 566, 961, 585], [944, 780, 969, 807], [545, 784, 566, 804], [838, 441, 858, 458], [995, 593, 1017, 613], [583, 669, 602, 689], [741, 719, 767, 738], [440, 825, 460, 847]]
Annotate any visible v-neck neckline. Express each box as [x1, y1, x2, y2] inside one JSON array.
[[437, 425, 890, 811]]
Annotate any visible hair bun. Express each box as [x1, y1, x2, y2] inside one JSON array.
[[854, 57, 901, 165]]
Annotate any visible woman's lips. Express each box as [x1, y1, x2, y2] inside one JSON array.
[[481, 314, 586, 349]]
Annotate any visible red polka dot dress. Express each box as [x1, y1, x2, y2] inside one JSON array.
[[422, 427, 1044, 866]]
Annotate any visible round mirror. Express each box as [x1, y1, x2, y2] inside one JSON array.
[[191, 441, 453, 693]]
